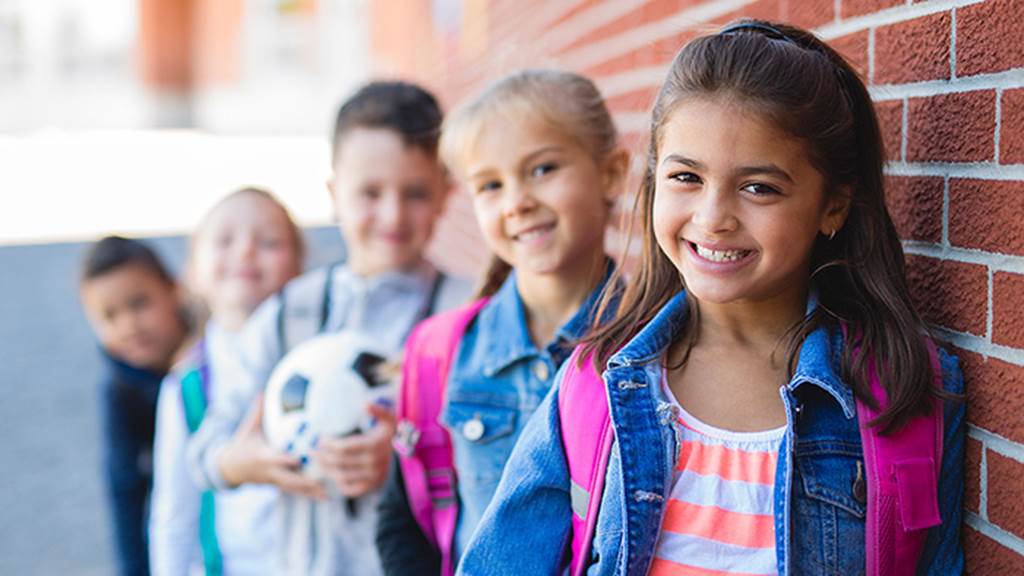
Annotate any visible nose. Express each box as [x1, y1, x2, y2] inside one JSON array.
[[381, 190, 405, 227], [501, 180, 536, 218], [691, 184, 738, 235]]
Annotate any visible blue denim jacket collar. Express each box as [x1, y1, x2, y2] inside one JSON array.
[[477, 261, 613, 377], [607, 289, 856, 417]]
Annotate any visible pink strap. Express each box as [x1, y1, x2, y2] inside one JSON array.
[[854, 334, 944, 576], [559, 349, 614, 576], [395, 298, 489, 576]]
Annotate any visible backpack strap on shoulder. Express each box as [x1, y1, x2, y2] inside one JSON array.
[[558, 347, 615, 576], [276, 263, 338, 354], [394, 297, 490, 576], [177, 341, 224, 576], [849, 326, 944, 576]]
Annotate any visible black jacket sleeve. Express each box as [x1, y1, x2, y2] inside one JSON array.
[[376, 451, 443, 575]]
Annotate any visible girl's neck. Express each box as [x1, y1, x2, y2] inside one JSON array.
[[517, 249, 606, 347], [694, 287, 809, 352]]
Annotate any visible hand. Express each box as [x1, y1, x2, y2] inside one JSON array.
[[217, 394, 326, 499], [313, 403, 397, 497]]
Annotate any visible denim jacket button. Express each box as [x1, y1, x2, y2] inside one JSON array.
[[462, 417, 485, 442], [852, 460, 867, 504], [532, 360, 550, 382]]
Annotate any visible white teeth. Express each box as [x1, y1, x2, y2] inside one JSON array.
[[515, 228, 549, 242], [695, 244, 750, 262]]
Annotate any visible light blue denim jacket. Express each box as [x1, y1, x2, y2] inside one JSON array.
[[442, 268, 610, 560], [458, 291, 965, 575]]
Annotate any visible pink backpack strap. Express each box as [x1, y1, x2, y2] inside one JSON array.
[[558, 348, 615, 576], [853, 331, 944, 576], [394, 297, 489, 576]]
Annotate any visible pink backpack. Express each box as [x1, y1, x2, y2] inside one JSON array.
[[394, 298, 491, 576], [395, 300, 944, 576], [560, 338, 945, 576]]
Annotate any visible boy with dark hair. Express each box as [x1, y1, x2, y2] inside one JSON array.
[[80, 236, 189, 576], [186, 81, 472, 575]]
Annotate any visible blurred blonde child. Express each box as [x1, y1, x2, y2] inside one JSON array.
[[149, 187, 304, 575]]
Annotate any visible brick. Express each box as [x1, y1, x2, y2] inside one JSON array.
[[841, 0, 902, 19], [956, 0, 1024, 77], [543, 0, 601, 33], [875, 99, 903, 161], [604, 86, 660, 114], [964, 436, 982, 515], [961, 351, 1024, 444], [712, 0, 785, 27], [905, 255, 988, 335], [585, 31, 691, 77], [778, 0, 833, 29], [994, 272, 1024, 348], [948, 179, 1024, 256], [874, 11, 951, 85], [964, 524, 1024, 574], [987, 450, 1024, 539], [559, 0, 700, 55], [830, 30, 869, 80], [906, 91, 996, 162], [1002, 89, 1024, 164], [885, 176, 943, 243]]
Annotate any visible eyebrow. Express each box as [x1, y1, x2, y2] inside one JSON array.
[[467, 145, 565, 180], [660, 154, 794, 183]]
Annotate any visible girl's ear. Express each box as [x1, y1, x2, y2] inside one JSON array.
[[601, 147, 631, 205], [820, 186, 853, 237]]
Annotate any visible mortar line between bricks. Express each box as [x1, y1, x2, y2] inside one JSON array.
[[969, 426, 1024, 465], [868, 27, 876, 85], [929, 326, 1024, 366], [870, 68, 1024, 100], [995, 88, 1003, 164], [966, 513, 1024, 556], [980, 438, 989, 520], [900, 98, 908, 162], [886, 161, 1024, 180], [986, 267, 994, 343], [816, 0, 984, 39], [903, 243, 1024, 273], [950, 8, 957, 80], [941, 176, 950, 246]]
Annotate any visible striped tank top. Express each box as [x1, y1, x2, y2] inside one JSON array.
[[649, 379, 784, 576]]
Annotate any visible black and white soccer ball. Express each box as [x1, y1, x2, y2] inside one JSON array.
[[263, 330, 394, 479]]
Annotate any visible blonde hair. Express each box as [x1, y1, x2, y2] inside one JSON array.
[[440, 69, 618, 297], [193, 186, 305, 270]]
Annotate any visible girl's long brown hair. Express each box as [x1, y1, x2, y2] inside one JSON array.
[[582, 20, 953, 434]]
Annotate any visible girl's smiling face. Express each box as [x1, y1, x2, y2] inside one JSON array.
[[653, 98, 848, 307], [460, 117, 622, 281]]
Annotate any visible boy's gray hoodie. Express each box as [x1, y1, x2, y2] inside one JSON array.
[[186, 261, 471, 575]]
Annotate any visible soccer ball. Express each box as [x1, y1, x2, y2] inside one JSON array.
[[263, 330, 394, 480]]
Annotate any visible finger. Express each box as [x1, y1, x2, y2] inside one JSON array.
[[365, 402, 397, 434]]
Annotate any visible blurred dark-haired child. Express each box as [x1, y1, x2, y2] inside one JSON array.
[[185, 82, 472, 575], [80, 235, 190, 576]]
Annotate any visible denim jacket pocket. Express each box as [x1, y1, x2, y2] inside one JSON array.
[[793, 440, 867, 575], [796, 440, 867, 518], [441, 390, 518, 447]]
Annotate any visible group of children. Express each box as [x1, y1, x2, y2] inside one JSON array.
[[79, 19, 966, 576]]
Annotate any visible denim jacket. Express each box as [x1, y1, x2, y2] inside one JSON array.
[[442, 268, 610, 559], [457, 291, 965, 575]]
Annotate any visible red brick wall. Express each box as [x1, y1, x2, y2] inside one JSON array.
[[370, 2, 1024, 570]]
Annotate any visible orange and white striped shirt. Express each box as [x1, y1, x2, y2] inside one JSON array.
[[649, 381, 784, 576]]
